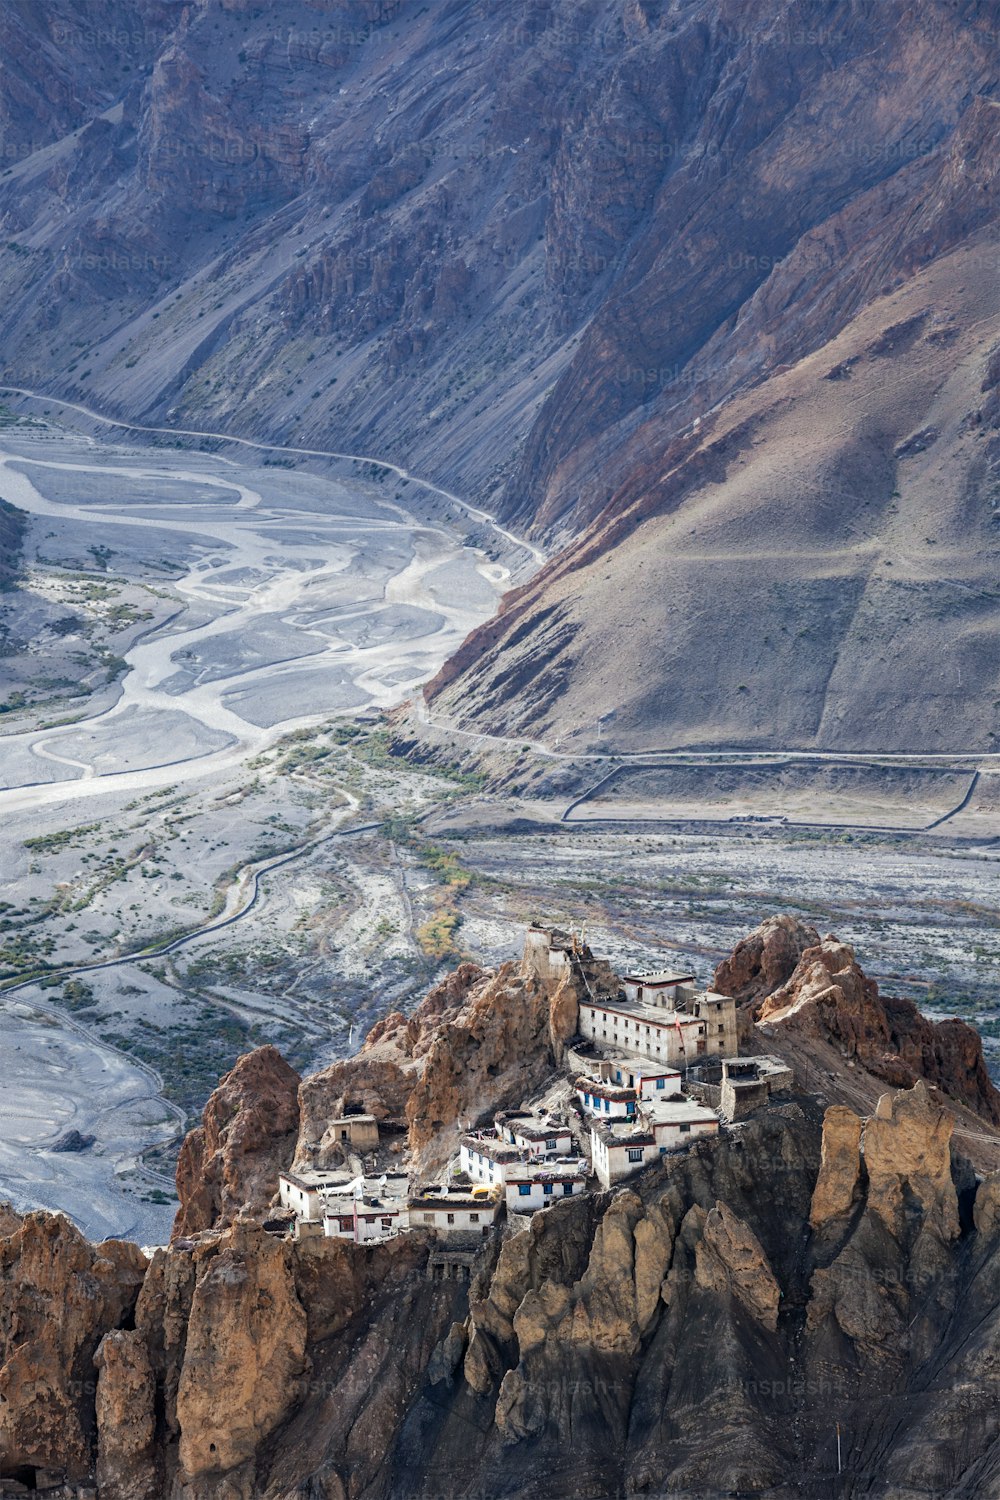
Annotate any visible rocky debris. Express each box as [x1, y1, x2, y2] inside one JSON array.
[[172, 1044, 301, 1240], [809, 1105, 864, 1230], [753, 933, 1000, 1124], [0, 1211, 146, 1480]]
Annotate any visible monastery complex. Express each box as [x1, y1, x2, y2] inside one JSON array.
[[278, 924, 792, 1250]]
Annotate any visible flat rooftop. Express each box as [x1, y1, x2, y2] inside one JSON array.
[[583, 995, 706, 1027], [645, 1098, 720, 1125], [506, 1120, 572, 1141], [461, 1135, 524, 1163], [280, 1170, 354, 1191], [409, 1193, 499, 1212], [622, 971, 696, 985], [506, 1163, 590, 1182]]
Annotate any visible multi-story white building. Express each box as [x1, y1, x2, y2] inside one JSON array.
[[575, 1076, 639, 1120], [323, 1196, 408, 1243], [281, 1170, 410, 1243], [504, 1163, 589, 1213], [462, 1127, 590, 1215], [589, 1095, 720, 1189], [460, 1134, 526, 1187], [577, 987, 737, 1067], [278, 1169, 355, 1222]]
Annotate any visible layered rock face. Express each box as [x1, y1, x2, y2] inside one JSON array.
[[3, 2, 1000, 751], [714, 917, 1000, 1124], [172, 1043, 301, 1240], [0, 1210, 147, 1481], [297, 948, 582, 1177]]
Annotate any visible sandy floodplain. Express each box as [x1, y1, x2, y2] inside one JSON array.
[[0, 423, 523, 1240]]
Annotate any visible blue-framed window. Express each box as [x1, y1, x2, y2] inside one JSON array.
[[656, 1078, 665, 1091], [518, 1183, 531, 1196]]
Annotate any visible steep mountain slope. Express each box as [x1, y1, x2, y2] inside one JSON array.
[[427, 243, 1000, 749], [1, 0, 999, 749]]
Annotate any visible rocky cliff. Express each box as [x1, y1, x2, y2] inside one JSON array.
[[172, 1044, 301, 1241], [713, 916, 1000, 1125], [297, 945, 582, 1178], [3, 1, 1000, 751], [7, 1077, 1000, 1497], [5, 925, 1000, 1496]]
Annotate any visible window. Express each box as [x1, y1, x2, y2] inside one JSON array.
[[627, 1148, 644, 1163], [422, 1212, 434, 1224], [718, 1024, 725, 1034], [583, 1092, 590, 1106], [518, 1184, 531, 1197], [447, 1213, 455, 1225], [626, 1103, 636, 1116], [470, 1213, 480, 1224], [546, 1139, 557, 1151], [679, 1123, 691, 1134], [604, 1099, 610, 1113], [656, 1078, 665, 1090], [543, 1183, 553, 1195], [381, 1217, 392, 1230]]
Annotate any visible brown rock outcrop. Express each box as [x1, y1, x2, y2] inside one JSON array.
[[753, 932, 1000, 1125], [714, 915, 820, 1009], [405, 963, 559, 1175], [0, 1212, 146, 1480], [95, 1329, 159, 1500], [809, 1105, 864, 1230], [176, 1224, 309, 1480], [172, 1044, 301, 1240], [692, 1201, 782, 1332], [295, 962, 486, 1167], [805, 1082, 964, 1368], [298, 950, 587, 1178], [862, 1081, 959, 1244]]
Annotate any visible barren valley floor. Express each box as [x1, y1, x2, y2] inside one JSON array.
[[2, 419, 1000, 1245]]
